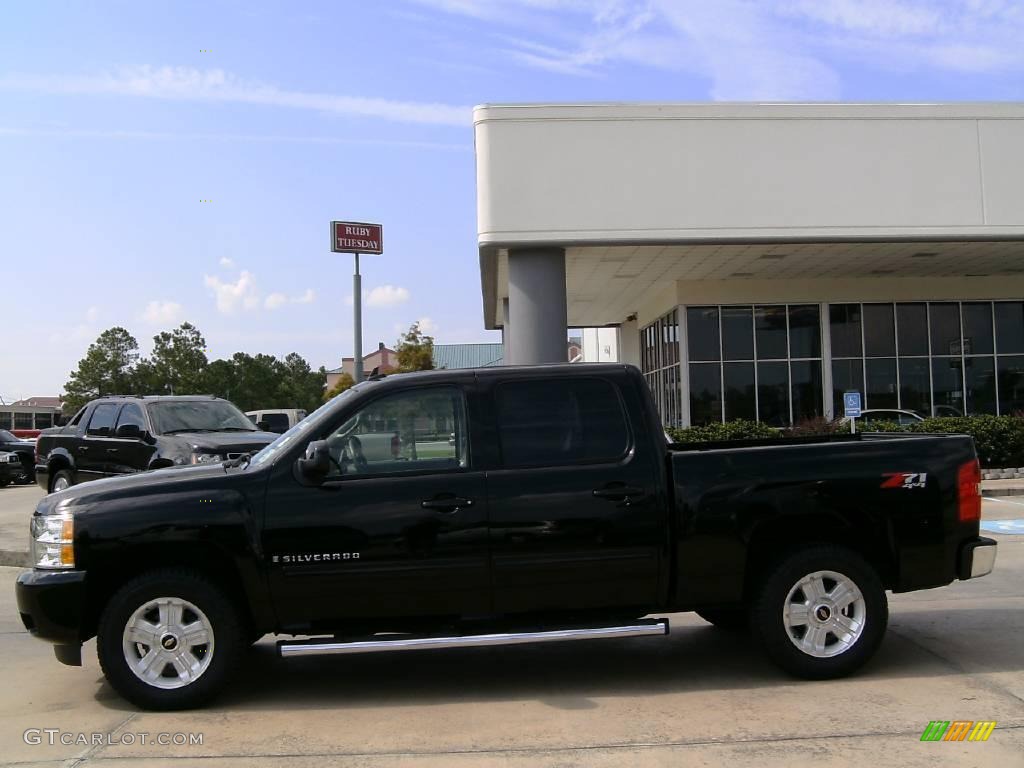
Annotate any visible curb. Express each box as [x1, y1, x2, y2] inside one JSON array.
[[982, 488, 1024, 499], [0, 550, 28, 568]]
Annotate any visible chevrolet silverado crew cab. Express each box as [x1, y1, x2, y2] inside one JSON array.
[[16, 364, 997, 710], [34, 395, 278, 493]]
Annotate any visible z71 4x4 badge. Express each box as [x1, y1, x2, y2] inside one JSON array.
[[881, 472, 928, 489]]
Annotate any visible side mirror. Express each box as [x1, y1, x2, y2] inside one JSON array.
[[296, 439, 331, 483], [115, 424, 144, 440]]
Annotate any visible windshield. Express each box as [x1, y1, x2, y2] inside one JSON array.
[[147, 400, 256, 435], [249, 389, 358, 468]]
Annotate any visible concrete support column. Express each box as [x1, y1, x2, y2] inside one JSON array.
[[507, 247, 567, 365], [501, 297, 511, 364], [618, 318, 640, 367]]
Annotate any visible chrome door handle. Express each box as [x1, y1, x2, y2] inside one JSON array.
[[421, 496, 474, 513]]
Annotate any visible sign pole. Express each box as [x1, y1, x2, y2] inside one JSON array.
[[331, 220, 382, 385], [353, 252, 363, 384]]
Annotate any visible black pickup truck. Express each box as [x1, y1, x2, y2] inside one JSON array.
[[34, 395, 278, 493], [16, 364, 997, 710]]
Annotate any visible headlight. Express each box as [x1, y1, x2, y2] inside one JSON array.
[[30, 512, 74, 569], [190, 452, 223, 464]]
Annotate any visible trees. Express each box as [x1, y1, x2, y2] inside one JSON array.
[[62, 323, 326, 414], [63, 327, 140, 412], [147, 323, 209, 396], [395, 322, 435, 373]]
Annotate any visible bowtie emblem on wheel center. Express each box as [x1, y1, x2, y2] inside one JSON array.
[[160, 634, 179, 651], [815, 605, 832, 622]]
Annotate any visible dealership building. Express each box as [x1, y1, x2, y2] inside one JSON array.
[[475, 103, 1024, 426]]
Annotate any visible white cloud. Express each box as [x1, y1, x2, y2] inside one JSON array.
[[365, 285, 411, 308], [142, 300, 183, 325], [417, 316, 438, 334], [296, 289, 316, 304], [418, 0, 1024, 95], [0, 66, 470, 127], [84, 306, 99, 323], [204, 270, 259, 314], [264, 292, 288, 310], [219, 256, 235, 268]]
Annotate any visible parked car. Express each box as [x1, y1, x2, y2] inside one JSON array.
[[34, 395, 279, 493], [0, 428, 36, 483], [245, 409, 308, 434], [844, 409, 925, 427], [0, 451, 25, 486], [16, 364, 995, 710]]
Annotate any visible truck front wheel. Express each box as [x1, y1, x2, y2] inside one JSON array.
[[751, 546, 887, 680], [97, 569, 245, 710]]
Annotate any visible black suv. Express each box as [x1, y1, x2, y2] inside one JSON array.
[[35, 396, 279, 493], [0, 429, 35, 483]]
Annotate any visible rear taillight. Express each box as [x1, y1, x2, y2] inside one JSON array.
[[957, 459, 982, 523]]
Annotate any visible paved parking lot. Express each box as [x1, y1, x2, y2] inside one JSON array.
[[1, 484, 1022, 767]]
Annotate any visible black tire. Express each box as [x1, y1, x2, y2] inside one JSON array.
[[696, 608, 748, 632], [97, 569, 245, 710], [50, 469, 74, 493], [0, 480, 9, 488], [750, 546, 887, 680]]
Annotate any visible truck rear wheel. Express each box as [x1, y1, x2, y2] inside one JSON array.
[[97, 569, 244, 710], [50, 470, 74, 493], [751, 546, 887, 679]]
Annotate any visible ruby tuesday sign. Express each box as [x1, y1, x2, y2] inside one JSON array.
[[331, 221, 383, 255]]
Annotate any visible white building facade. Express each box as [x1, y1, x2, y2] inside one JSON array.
[[476, 103, 1024, 426]]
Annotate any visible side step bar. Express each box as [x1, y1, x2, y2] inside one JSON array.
[[278, 619, 669, 658]]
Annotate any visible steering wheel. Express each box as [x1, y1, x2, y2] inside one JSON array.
[[346, 435, 369, 473]]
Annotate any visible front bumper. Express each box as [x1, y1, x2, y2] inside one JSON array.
[[16, 569, 87, 664], [958, 537, 998, 580]]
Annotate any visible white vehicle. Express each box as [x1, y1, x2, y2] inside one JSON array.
[[245, 409, 308, 434]]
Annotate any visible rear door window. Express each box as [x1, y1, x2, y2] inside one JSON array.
[[86, 403, 118, 437], [494, 378, 630, 467]]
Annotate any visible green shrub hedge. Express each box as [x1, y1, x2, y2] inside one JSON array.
[[665, 415, 1024, 468], [666, 419, 781, 444]]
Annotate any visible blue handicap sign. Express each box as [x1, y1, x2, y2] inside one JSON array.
[[843, 391, 862, 418], [980, 519, 1024, 535]]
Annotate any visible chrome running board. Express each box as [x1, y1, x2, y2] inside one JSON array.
[[278, 619, 669, 658]]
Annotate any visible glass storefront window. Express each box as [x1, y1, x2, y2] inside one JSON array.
[[689, 363, 722, 426], [865, 358, 899, 409], [687, 307, 719, 362], [791, 360, 823, 421], [898, 358, 930, 417], [929, 303, 961, 357], [863, 304, 896, 357], [964, 356, 997, 415], [932, 357, 965, 416], [962, 302, 994, 355], [830, 304, 862, 358], [757, 361, 789, 426], [997, 356, 1024, 415], [755, 306, 788, 359], [896, 303, 929, 356], [641, 310, 682, 427], [995, 302, 1024, 354], [788, 305, 821, 358], [832, 359, 864, 417], [723, 362, 756, 421], [721, 307, 753, 360]]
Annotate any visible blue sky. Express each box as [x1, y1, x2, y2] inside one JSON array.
[[2, 0, 1023, 399]]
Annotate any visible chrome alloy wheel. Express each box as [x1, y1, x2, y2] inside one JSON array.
[[122, 597, 215, 689], [782, 570, 866, 658], [52, 476, 69, 492]]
